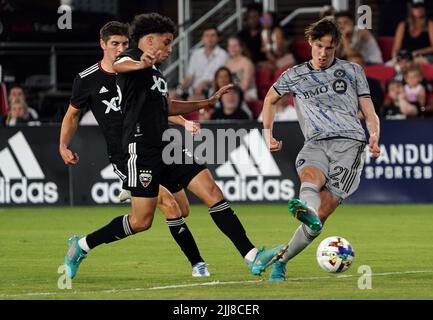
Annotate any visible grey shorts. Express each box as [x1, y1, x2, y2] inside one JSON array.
[[295, 138, 366, 200]]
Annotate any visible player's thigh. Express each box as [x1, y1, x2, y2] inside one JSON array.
[[130, 196, 158, 232], [187, 169, 224, 207], [173, 189, 190, 217], [296, 141, 328, 186], [325, 140, 366, 200], [156, 185, 182, 219]]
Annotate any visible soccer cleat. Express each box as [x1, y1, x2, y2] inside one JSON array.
[[118, 189, 131, 202], [191, 262, 210, 277], [249, 244, 288, 276], [288, 198, 323, 232], [64, 235, 87, 279], [269, 260, 287, 282]]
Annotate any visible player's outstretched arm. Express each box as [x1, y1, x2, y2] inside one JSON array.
[[113, 50, 161, 73], [359, 96, 381, 158], [168, 84, 234, 116], [262, 87, 283, 152], [59, 105, 81, 165]]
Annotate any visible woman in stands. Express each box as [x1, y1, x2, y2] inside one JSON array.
[[225, 36, 258, 103], [392, 0, 433, 63]]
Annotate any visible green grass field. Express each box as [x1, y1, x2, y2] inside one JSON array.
[[1, 204, 433, 300]]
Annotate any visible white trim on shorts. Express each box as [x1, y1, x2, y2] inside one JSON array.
[[127, 143, 137, 188]]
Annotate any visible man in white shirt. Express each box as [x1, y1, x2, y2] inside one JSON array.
[[176, 26, 228, 99]]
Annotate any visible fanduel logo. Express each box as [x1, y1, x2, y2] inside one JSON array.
[[0, 132, 58, 204], [214, 129, 294, 201], [91, 164, 123, 204]]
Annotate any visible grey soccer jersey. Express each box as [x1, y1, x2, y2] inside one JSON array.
[[273, 58, 369, 142]]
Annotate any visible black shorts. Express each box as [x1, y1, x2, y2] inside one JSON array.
[[126, 142, 206, 197]]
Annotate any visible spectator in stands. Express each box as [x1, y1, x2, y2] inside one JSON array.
[[335, 11, 383, 64], [347, 52, 384, 115], [5, 99, 40, 126], [211, 86, 251, 120], [237, 3, 265, 64], [391, 0, 433, 63], [259, 11, 296, 71], [225, 36, 258, 103], [394, 49, 417, 81], [403, 65, 426, 112], [382, 79, 418, 119], [7, 85, 39, 120], [174, 26, 228, 100], [200, 66, 234, 121]]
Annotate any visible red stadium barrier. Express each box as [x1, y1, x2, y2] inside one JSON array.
[[377, 36, 394, 62]]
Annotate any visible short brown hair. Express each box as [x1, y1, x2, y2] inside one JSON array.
[[99, 21, 129, 42], [305, 17, 341, 45]]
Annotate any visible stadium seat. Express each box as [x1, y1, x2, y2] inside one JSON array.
[[291, 39, 311, 63], [246, 99, 264, 119], [183, 110, 199, 121], [255, 68, 274, 100], [364, 64, 396, 89], [377, 36, 394, 62], [420, 63, 433, 81]]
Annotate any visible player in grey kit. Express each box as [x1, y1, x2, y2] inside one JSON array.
[[262, 17, 381, 281]]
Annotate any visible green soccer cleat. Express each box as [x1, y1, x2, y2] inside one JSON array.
[[288, 198, 323, 232], [64, 235, 87, 279], [249, 244, 288, 276], [269, 260, 287, 282]]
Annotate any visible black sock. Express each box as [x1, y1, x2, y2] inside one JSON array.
[[209, 200, 255, 257], [166, 218, 203, 266], [86, 214, 134, 249]]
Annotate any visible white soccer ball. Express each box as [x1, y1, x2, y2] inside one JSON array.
[[316, 236, 355, 273]]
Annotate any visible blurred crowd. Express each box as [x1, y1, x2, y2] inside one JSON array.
[[2, 0, 433, 127]]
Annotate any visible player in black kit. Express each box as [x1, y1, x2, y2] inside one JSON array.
[[64, 14, 287, 279], [60, 21, 210, 278]]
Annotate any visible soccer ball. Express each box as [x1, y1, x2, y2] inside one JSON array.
[[316, 236, 355, 273]]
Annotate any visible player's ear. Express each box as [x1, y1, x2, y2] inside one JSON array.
[[100, 38, 107, 50], [308, 37, 313, 47]]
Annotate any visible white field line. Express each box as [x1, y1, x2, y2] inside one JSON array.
[[1, 270, 432, 298]]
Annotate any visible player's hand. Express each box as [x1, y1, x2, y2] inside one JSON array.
[[208, 84, 234, 105], [185, 120, 201, 135], [140, 49, 161, 68], [59, 146, 80, 165], [369, 134, 380, 158], [269, 137, 283, 152]]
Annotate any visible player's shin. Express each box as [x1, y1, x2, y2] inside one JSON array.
[[299, 182, 321, 215], [84, 214, 135, 250], [281, 223, 322, 263]]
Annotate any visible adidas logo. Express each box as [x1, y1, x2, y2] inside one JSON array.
[[99, 86, 109, 94], [91, 163, 123, 204], [214, 129, 294, 202], [0, 132, 58, 204]]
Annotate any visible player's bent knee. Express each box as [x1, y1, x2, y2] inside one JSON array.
[[129, 217, 153, 232], [158, 199, 182, 219], [180, 204, 190, 217]]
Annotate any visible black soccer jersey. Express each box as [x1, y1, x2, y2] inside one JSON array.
[[70, 62, 123, 165], [115, 47, 169, 153]]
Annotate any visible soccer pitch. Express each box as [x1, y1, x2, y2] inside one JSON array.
[[1, 204, 433, 300]]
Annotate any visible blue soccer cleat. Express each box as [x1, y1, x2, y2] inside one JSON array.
[[64, 235, 87, 279], [249, 244, 288, 276], [269, 260, 287, 282], [288, 198, 323, 232]]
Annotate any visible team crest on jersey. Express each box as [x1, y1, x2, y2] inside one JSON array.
[[334, 69, 346, 78], [333, 79, 347, 94], [139, 170, 152, 188]]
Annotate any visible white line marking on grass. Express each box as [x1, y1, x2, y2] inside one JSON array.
[[1, 270, 432, 298]]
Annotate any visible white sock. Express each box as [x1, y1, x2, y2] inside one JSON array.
[[78, 237, 90, 253], [244, 247, 259, 264]]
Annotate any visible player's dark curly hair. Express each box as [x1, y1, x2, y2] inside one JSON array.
[[305, 17, 341, 45], [130, 13, 176, 44], [99, 21, 129, 42]]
